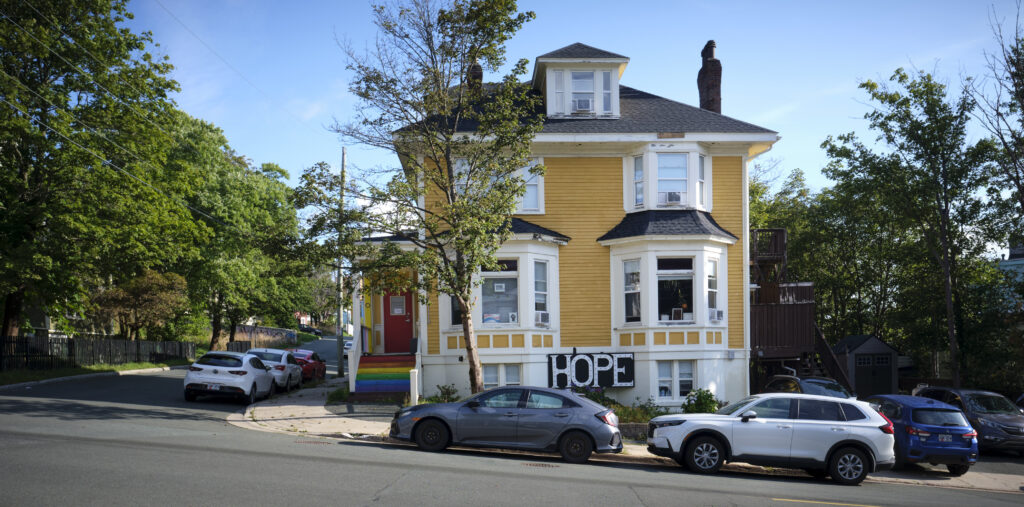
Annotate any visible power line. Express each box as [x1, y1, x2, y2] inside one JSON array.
[[0, 94, 238, 233], [151, 0, 327, 139]]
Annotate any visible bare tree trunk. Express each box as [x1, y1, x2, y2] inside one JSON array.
[[2, 289, 24, 337], [460, 298, 483, 393], [228, 317, 237, 342], [209, 292, 225, 351]]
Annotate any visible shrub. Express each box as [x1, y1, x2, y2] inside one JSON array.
[[615, 397, 669, 423], [681, 388, 724, 413], [423, 384, 460, 404], [326, 385, 350, 404]]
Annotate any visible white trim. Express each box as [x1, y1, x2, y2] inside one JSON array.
[[598, 234, 737, 247], [532, 132, 779, 143]]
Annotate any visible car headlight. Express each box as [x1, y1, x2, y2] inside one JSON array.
[[651, 420, 686, 429]]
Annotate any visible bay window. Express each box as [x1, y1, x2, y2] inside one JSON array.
[[624, 259, 641, 323], [534, 261, 549, 327], [657, 154, 687, 206], [482, 260, 518, 325], [633, 156, 644, 207], [707, 259, 718, 314], [657, 258, 693, 323], [698, 155, 706, 206]]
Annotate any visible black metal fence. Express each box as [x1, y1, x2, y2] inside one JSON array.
[[1, 335, 195, 371]]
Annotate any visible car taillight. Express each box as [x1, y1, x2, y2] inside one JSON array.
[[878, 413, 894, 434], [274, 365, 286, 371], [228, 370, 248, 376], [188, 366, 202, 372], [596, 410, 618, 427], [906, 426, 931, 438], [962, 429, 977, 439]]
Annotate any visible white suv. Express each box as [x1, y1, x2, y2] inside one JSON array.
[[647, 393, 895, 485]]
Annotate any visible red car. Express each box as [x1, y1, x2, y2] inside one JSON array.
[[286, 349, 327, 381]]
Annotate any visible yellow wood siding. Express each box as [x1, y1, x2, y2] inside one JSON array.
[[687, 331, 700, 345], [634, 332, 646, 346], [427, 292, 440, 354], [511, 334, 524, 348], [712, 156, 746, 350], [519, 157, 622, 348]]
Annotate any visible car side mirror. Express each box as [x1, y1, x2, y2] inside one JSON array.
[[465, 400, 480, 409], [264, 366, 271, 371], [740, 410, 757, 423]]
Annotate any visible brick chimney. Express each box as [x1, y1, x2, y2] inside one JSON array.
[[467, 60, 483, 92], [697, 40, 722, 114]]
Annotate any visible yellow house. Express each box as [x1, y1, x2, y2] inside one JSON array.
[[353, 42, 778, 406]]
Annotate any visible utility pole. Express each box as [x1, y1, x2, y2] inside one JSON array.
[[336, 147, 346, 376]]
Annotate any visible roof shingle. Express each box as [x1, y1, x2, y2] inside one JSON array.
[[537, 43, 628, 60], [597, 210, 737, 242]]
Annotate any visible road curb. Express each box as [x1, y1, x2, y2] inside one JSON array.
[[0, 365, 188, 391]]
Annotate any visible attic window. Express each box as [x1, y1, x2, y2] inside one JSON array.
[[571, 71, 594, 112]]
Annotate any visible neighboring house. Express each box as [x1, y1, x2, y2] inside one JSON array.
[[833, 335, 899, 398], [1000, 244, 1024, 309], [352, 42, 778, 406]]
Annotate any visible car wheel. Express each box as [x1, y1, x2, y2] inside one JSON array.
[[685, 436, 724, 474], [830, 447, 868, 485], [414, 419, 449, 452], [803, 468, 828, 479], [242, 385, 256, 406], [184, 390, 197, 402], [946, 464, 970, 477], [559, 431, 594, 464]]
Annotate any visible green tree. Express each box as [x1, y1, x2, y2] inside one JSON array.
[[0, 0, 198, 336], [333, 0, 542, 393], [822, 69, 995, 386], [91, 270, 188, 341]]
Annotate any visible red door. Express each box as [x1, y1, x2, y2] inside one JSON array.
[[383, 291, 413, 353]]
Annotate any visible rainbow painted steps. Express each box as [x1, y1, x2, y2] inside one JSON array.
[[353, 354, 415, 394]]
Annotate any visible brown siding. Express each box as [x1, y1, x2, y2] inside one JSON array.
[[711, 156, 746, 350]]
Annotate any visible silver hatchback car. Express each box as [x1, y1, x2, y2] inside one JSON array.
[[390, 385, 622, 463]]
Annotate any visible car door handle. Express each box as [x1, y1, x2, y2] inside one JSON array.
[[777, 425, 792, 429], [504, 412, 516, 417], [831, 427, 845, 432], [555, 412, 569, 418]]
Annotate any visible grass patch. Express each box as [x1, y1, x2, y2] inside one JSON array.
[[326, 385, 350, 404], [0, 358, 191, 386], [296, 332, 319, 345]]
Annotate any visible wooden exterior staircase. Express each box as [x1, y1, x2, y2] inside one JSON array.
[[348, 354, 415, 402]]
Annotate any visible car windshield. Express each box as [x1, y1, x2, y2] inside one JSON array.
[[802, 379, 852, 398], [716, 396, 757, 415], [966, 394, 1019, 414], [912, 408, 969, 426], [251, 351, 283, 363], [197, 355, 242, 367]]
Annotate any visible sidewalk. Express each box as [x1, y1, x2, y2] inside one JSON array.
[[229, 378, 1023, 494]]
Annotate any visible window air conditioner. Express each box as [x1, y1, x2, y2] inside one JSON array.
[[573, 98, 592, 111], [712, 309, 724, 321], [666, 192, 682, 204], [535, 311, 549, 325]]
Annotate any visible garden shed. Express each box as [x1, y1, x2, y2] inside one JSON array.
[[833, 335, 898, 397]]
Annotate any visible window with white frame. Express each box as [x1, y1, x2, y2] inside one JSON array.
[[707, 258, 719, 316], [450, 295, 464, 327], [602, 71, 612, 113], [657, 153, 687, 206], [633, 156, 644, 207], [553, 70, 564, 112], [483, 363, 522, 389], [518, 161, 541, 212], [482, 260, 518, 325], [453, 157, 470, 196], [624, 259, 641, 323], [657, 257, 694, 322], [534, 261, 549, 327], [657, 360, 694, 398], [571, 71, 594, 112], [698, 155, 706, 207]]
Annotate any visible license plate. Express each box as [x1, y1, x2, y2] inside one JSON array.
[[938, 434, 952, 442], [207, 384, 220, 391]]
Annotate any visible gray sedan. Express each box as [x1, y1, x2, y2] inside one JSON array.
[[389, 385, 622, 463]]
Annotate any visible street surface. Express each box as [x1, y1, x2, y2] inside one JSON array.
[[0, 341, 1021, 506]]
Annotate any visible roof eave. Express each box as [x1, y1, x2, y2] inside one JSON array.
[[598, 234, 737, 247]]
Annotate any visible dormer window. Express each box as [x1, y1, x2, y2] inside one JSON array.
[[571, 71, 594, 113]]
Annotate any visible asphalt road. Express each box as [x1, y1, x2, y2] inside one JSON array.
[[1, 371, 1022, 506], [296, 335, 346, 377]]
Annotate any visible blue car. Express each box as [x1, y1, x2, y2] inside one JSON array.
[[865, 394, 978, 476]]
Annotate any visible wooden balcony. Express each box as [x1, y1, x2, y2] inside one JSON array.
[[751, 228, 788, 264], [751, 301, 816, 359]]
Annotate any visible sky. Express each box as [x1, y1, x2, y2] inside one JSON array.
[[124, 0, 1019, 193]]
